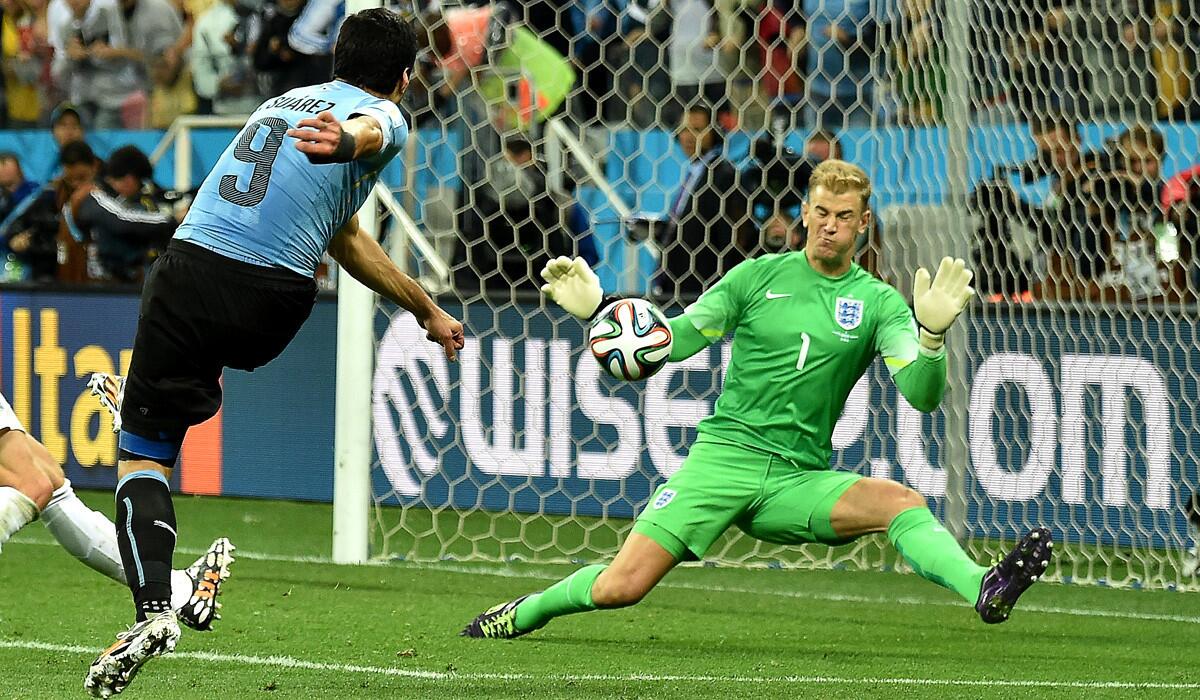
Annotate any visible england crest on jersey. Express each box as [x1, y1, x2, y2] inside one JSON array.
[[834, 297, 864, 330]]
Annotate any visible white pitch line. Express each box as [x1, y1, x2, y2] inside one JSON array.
[[1, 639, 1198, 690], [10, 537, 1200, 625]]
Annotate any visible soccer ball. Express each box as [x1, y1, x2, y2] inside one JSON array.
[[588, 298, 673, 381]]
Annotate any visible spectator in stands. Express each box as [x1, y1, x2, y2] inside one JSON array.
[[971, 115, 1083, 302], [752, 0, 805, 111], [454, 137, 571, 293], [742, 208, 802, 258], [416, 3, 574, 131], [802, 0, 893, 128], [252, 0, 309, 97], [1062, 124, 1168, 301], [668, 0, 728, 122], [1162, 162, 1200, 300], [804, 128, 843, 162], [891, 0, 943, 124], [51, 103, 85, 148], [1112, 0, 1200, 120], [610, 0, 672, 128], [655, 104, 751, 296], [285, 0, 337, 80], [49, 0, 143, 128], [1, 0, 51, 127], [0, 153, 39, 230], [0, 141, 98, 282], [117, 0, 186, 124], [972, 1, 1087, 122], [70, 144, 179, 282], [146, 0, 195, 127], [192, 0, 260, 115], [1161, 0, 1200, 120], [566, 0, 620, 125]]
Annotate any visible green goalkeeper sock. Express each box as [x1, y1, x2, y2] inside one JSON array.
[[514, 564, 606, 632], [888, 507, 986, 604]]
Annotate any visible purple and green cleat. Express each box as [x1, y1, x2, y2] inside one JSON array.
[[460, 593, 539, 639], [976, 527, 1053, 624]]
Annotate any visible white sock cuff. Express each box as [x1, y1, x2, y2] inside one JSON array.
[[0, 486, 39, 522], [46, 478, 75, 509]]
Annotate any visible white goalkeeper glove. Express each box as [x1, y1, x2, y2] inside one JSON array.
[[912, 256, 975, 351], [540, 256, 604, 320]]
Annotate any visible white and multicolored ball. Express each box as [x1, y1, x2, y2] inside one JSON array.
[[588, 298, 673, 381]]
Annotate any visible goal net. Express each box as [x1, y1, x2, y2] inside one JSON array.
[[357, 0, 1200, 590]]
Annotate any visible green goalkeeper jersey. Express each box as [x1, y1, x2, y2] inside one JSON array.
[[679, 251, 946, 468]]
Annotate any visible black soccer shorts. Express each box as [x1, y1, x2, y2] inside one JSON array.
[[120, 240, 318, 439]]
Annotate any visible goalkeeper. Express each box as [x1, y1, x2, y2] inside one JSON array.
[[462, 160, 1052, 639]]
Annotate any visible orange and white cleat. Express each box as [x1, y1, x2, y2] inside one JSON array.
[[178, 537, 235, 631], [87, 373, 125, 433], [84, 610, 180, 698]]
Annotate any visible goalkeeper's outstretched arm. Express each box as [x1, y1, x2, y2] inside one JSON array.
[[882, 257, 975, 413], [539, 256, 712, 362]]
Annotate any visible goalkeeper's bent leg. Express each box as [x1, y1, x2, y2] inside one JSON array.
[[514, 564, 607, 631], [888, 506, 986, 603], [513, 531, 681, 633]]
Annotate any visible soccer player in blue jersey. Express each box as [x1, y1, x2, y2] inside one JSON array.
[[84, 9, 465, 697]]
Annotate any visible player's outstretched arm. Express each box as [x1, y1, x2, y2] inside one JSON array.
[[912, 256, 975, 351], [329, 215, 465, 360], [287, 111, 384, 164], [884, 257, 975, 412]]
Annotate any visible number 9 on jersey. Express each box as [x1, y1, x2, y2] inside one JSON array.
[[588, 299, 673, 381]]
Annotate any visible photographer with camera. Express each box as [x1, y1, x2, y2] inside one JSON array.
[[737, 134, 815, 258], [69, 145, 187, 283], [1061, 125, 1168, 302], [0, 141, 99, 283], [970, 115, 1084, 302], [650, 104, 752, 297], [454, 137, 571, 294]]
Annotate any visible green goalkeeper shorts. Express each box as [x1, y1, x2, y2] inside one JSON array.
[[632, 438, 862, 561]]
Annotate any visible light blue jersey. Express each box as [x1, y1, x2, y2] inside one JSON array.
[[176, 80, 408, 277]]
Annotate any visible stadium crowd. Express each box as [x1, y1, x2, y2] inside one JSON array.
[[0, 0, 1198, 301]]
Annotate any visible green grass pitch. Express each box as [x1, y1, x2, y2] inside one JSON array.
[[1, 491, 1198, 699]]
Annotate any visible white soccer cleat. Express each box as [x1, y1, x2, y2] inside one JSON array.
[[84, 610, 180, 698], [87, 373, 126, 434], [178, 537, 235, 631]]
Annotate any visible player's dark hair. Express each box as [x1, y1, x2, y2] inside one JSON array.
[[106, 145, 154, 181], [59, 140, 97, 167], [334, 8, 418, 95]]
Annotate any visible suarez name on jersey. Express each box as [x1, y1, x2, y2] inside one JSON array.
[[175, 80, 409, 277]]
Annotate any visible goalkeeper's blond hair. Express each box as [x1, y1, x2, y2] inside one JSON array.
[[809, 159, 872, 210]]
